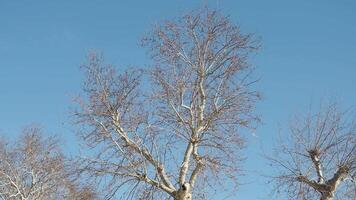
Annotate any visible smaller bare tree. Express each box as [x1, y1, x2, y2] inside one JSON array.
[[0, 125, 96, 200], [268, 103, 356, 200]]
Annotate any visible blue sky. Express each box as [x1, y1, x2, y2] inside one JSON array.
[[0, 0, 355, 199]]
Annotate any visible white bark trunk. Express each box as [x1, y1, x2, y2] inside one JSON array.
[[174, 193, 192, 200], [173, 183, 192, 200]]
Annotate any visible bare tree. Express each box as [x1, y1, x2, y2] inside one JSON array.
[[0, 125, 97, 200], [269, 103, 356, 200], [74, 8, 260, 200]]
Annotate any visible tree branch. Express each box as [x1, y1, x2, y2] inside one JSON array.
[[308, 149, 324, 183], [111, 118, 175, 191]]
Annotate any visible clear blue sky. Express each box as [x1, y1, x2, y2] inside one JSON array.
[[0, 1, 355, 199]]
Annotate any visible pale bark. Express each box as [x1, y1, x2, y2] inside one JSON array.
[[270, 103, 356, 200], [308, 149, 324, 184], [76, 8, 259, 199], [0, 126, 96, 200], [173, 183, 192, 200]]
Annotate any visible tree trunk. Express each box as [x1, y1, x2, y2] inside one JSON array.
[[173, 183, 192, 200], [320, 191, 334, 200], [174, 193, 192, 200], [320, 196, 333, 200]]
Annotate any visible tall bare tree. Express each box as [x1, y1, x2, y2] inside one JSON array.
[[0, 125, 96, 200], [74, 8, 260, 200], [269, 103, 356, 200]]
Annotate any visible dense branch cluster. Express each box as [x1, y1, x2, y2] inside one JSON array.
[[74, 8, 260, 200], [0, 126, 96, 200], [0, 6, 354, 200], [269, 104, 356, 200]]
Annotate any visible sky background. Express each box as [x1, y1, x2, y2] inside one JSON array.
[[0, 0, 355, 199]]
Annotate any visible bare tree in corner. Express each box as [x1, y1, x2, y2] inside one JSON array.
[[0, 126, 96, 200], [74, 8, 260, 200], [269, 103, 356, 200]]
